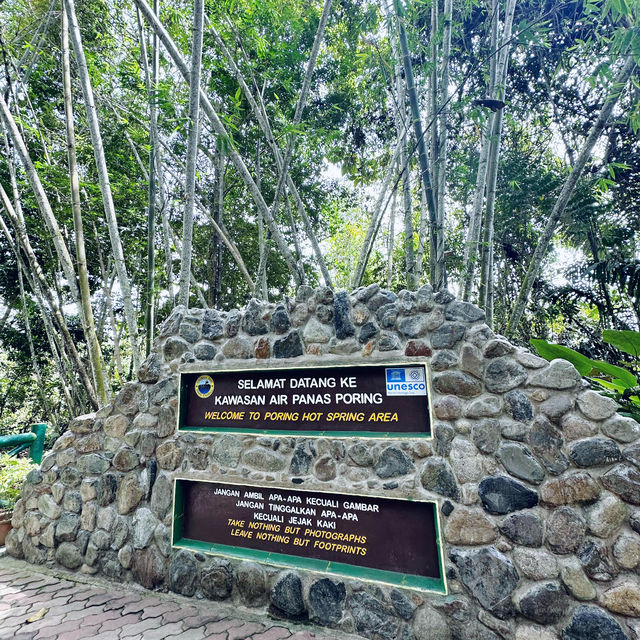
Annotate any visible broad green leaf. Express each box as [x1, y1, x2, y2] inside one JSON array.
[[591, 378, 627, 393], [602, 330, 640, 357], [589, 359, 638, 387], [530, 339, 593, 376]]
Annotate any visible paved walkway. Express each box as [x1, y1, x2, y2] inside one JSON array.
[[0, 553, 357, 640]]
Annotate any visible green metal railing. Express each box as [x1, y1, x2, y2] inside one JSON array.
[[0, 423, 47, 464]]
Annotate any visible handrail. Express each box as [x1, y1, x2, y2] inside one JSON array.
[[0, 424, 47, 464]]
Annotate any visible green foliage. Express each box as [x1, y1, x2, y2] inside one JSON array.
[[0, 454, 37, 509], [602, 328, 640, 357], [531, 332, 640, 420], [1, 0, 640, 432]]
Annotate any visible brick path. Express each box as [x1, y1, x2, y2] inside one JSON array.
[[0, 554, 358, 640]]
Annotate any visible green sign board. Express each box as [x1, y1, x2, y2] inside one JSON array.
[[179, 362, 432, 438], [172, 478, 446, 593]]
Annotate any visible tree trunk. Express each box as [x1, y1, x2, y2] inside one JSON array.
[[395, 0, 442, 289], [0, 184, 98, 407], [387, 189, 397, 290], [64, 0, 141, 372], [62, 1, 108, 406], [400, 127, 415, 289], [177, 0, 204, 308], [0, 210, 62, 419], [136, 2, 160, 353], [0, 95, 80, 303], [351, 136, 404, 288], [461, 0, 498, 300], [135, 0, 303, 285], [387, 2, 415, 290], [214, 148, 225, 305], [208, 21, 333, 287], [429, 0, 439, 210], [507, 55, 637, 335], [478, 0, 516, 327], [416, 181, 429, 279], [265, 0, 333, 241], [17, 265, 51, 422], [255, 139, 269, 300], [461, 116, 492, 300], [436, 0, 453, 288], [94, 228, 125, 383], [158, 145, 254, 288]]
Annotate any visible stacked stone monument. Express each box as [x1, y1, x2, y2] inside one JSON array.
[[5, 284, 640, 640]]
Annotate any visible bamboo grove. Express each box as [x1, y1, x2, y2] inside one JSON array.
[[0, 0, 639, 432]]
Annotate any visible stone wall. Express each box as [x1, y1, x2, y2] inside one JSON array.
[[6, 284, 640, 640]]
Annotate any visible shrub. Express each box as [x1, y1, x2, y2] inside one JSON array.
[[532, 329, 640, 421], [0, 454, 37, 510]]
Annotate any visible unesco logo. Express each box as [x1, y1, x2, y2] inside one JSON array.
[[195, 375, 215, 398], [385, 367, 426, 396]]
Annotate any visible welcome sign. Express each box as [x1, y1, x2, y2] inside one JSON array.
[[178, 363, 432, 436]]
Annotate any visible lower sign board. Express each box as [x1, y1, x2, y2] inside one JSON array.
[[179, 363, 432, 437], [172, 479, 446, 592]]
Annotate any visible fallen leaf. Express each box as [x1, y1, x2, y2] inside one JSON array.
[[26, 608, 48, 623]]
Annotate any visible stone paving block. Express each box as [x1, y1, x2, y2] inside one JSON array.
[[68, 586, 100, 601], [3, 591, 30, 604], [19, 579, 55, 593], [0, 621, 25, 637], [204, 618, 244, 635], [27, 591, 71, 607], [10, 575, 47, 587], [0, 604, 33, 621], [228, 622, 266, 640], [118, 616, 164, 638], [0, 567, 21, 578], [77, 608, 122, 629], [164, 628, 207, 640], [32, 617, 83, 639], [95, 632, 121, 640], [35, 595, 73, 610], [253, 627, 292, 640], [36, 583, 66, 595], [140, 601, 182, 620], [11, 592, 48, 607], [181, 613, 226, 629], [99, 612, 141, 632], [21, 614, 66, 637], [63, 604, 107, 621], [51, 584, 88, 598], [0, 558, 363, 640], [84, 591, 115, 607], [103, 594, 144, 611], [162, 605, 199, 623], [122, 596, 165, 615], [55, 599, 88, 614], [58, 623, 102, 640], [140, 621, 186, 639]]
